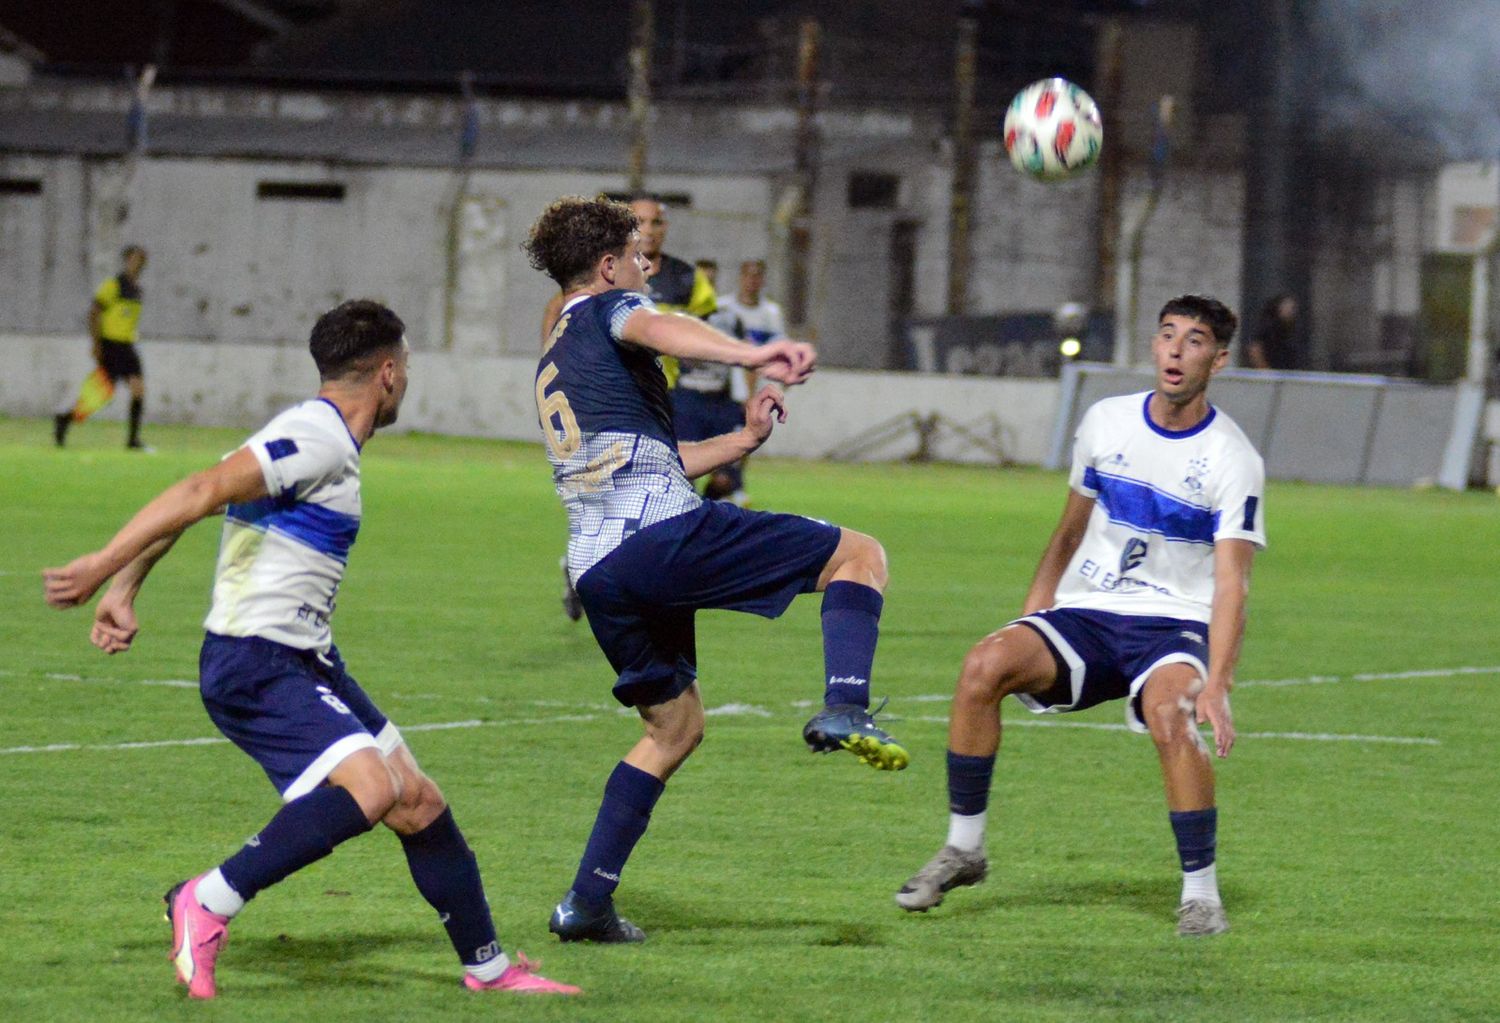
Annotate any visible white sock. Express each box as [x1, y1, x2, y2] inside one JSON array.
[[945, 812, 987, 852], [465, 952, 512, 983], [195, 868, 246, 918], [1181, 863, 1221, 905]]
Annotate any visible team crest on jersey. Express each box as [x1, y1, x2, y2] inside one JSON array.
[[1183, 457, 1210, 499], [1119, 536, 1148, 575], [1106, 451, 1130, 469]]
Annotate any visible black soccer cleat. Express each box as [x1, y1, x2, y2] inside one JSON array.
[[803, 698, 909, 771], [548, 891, 646, 943], [53, 413, 70, 447]]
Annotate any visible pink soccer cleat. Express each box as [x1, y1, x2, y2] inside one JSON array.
[[462, 952, 581, 995], [164, 876, 230, 999]]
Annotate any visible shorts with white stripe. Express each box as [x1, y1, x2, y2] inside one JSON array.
[[199, 633, 404, 800], [1011, 608, 1209, 733]]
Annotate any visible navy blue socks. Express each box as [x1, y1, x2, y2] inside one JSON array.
[[947, 750, 996, 816], [1169, 807, 1218, 873], [570, 762, 666, 907], [821, 581, 883, 708], [398, 807, 502, 968], [218, 784, 372, 903]]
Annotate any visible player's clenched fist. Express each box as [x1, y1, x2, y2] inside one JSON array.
[[42, 553, 110, 609], [743, 385, 788, 444], [752, 339, 816, 386]]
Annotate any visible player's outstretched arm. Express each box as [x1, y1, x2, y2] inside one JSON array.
[[1200, 538, 1254, 758], [679, 385, 786, 479], [42, 447, 269, 610], [1019, 491, 1095, 615], [619, 308, 816, 386], [88, 532, 181, 654]]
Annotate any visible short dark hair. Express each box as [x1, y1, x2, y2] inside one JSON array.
[[524, 195, 638, 289], [121, 244, 146, 260], [694, 258, 718, 271], [309, 300, 405, 381], [1158, 294, 1237, 345]]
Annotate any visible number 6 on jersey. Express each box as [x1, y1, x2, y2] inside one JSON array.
[[536, 362, 581, 460]]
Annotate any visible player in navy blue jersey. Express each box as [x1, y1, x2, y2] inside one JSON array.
[[540, 196, 719, 621], [43, 301, 579, 999], [523, 195, 908, 943]]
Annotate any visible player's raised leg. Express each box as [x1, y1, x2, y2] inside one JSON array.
[[896, 623, 1057, 910], [379, 744, 580, 993], [551, 684, 703, 943], [1138, 663, 1228, 936], [801, 528, 909, 770]]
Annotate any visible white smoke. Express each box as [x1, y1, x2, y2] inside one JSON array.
[[1309, 0, 1500, 159]]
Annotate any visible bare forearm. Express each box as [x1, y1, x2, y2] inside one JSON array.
[[634, 313, 760, 367], [680, 428, 760, 479], [1206, 581, 1247, 689], [108, 532, 183, 600], [96, 475, 225, 577], [88, 306, 103, 343]]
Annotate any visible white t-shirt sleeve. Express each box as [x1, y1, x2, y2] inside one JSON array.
[[1068, 406, 1100, 497], [1212, 446, 1268, 549], [241, 414, 349, 500]]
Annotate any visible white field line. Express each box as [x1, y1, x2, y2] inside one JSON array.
[[7, 663, 1498, 698], [1, 699, 1440, 756], [1237, 665, 1500, 688], [4, 662, 1479, 755], [905, 715, 1440, 746]]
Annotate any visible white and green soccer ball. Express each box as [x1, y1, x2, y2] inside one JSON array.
[[1002, 77, 1104, 181]]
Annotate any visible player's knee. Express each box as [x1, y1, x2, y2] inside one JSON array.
[[384, 771, 447, 833], [344, 769, 399, 824], [663, 720, 706, 761], [849, 532, 889, 590], [1142, 688, 1198, 748], [957, 642, 1009, 702], [396, 769, 443, 816], [648, 711, 705, 763]]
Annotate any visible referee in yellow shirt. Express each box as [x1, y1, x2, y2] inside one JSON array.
[[54, 245, 151, 450]]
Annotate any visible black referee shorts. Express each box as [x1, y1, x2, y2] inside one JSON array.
[[99, 339, 143, 380]]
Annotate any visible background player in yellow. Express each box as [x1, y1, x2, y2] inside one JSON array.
[[54, 244, 152, 450]]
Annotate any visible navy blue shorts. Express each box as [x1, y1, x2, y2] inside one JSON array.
[[671, 388, 744, 443], [576, 501, 843, 707], [1010, 608, 1209, 732], [199, 633, 402, 800]]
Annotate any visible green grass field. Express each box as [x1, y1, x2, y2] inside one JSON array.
[[2, 416, 1496, 1022]]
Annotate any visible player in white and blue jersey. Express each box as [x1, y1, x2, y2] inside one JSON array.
[[896, 295, 1265, 938], [672, 304, 751, 501], [712, 258, 790, 504], [43, 301, 577, 999], [523, 195, 908, 944]]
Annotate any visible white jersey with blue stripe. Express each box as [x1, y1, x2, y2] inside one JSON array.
[[204, 399, 362, 652], [1057, 392, 1266, 623], [716, 294, 786, 346]]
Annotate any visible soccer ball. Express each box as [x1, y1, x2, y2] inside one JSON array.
[[1002, 78, 1103, 181]]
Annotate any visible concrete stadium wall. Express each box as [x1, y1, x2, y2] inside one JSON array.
[[0, 154, 771, 360], [1, 332, 1059, 466], [13, 329, 1496, 483]]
